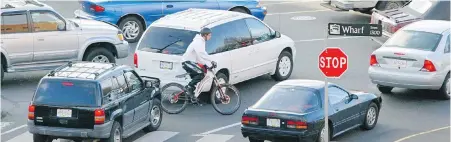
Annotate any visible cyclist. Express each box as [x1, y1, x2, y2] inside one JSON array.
[[181, 27, 217, 100]]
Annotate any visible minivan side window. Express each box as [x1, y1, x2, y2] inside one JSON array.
[[1, 12, 29, 34], [206, 19, 252, 54], [244, 18, 273, 44]]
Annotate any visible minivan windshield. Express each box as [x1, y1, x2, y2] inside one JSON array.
[[33, 79, 99, 107], [384, 30, 442, 51], [252, 86, 320, 113], [137, 26, 198, 55]]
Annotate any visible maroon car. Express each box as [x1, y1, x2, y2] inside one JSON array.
[[370, 0, 450, 45]]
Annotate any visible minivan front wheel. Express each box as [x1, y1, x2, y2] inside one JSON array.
[[272, 51, 293, 81]]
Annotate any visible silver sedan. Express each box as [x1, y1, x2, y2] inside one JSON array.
[[368, 20, 450, 99]]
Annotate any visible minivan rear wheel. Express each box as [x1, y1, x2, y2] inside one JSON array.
[[33, 134, 52, 142]]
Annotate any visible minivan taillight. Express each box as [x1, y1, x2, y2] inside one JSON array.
[[286, 120, 307, 129], [90, 4, 104, 12], [94, 109, 105, 125], [370, 54, 379, 66], [241, 116, 258, 125], [134, 53, 138, 68], [421, 60, 436, 72], [28, 105, 35, 120]]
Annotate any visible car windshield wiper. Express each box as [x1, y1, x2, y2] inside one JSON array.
[[155, 35, 182, 53]]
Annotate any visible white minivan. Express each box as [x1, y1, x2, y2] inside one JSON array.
[[134, 8, 296, 93]]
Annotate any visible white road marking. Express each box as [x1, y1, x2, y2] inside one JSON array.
[[194, 122, 241, 136], [266, 9, 330, 16], [195, 134, 234, 142], [1, 122, 14, 130], [134, 131, 179, 142], [1, 125, 26, 135], [295, 36, 366, 42], [394, 126, 451, 142]]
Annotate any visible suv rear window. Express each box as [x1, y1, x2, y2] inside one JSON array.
[[137, 26, 198, 55], [251, 86, 320, 113], [384, 30, 442, 51], [33, 79, 99, 107]]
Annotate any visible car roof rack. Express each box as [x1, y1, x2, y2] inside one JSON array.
[[48, 61, 117, 80]]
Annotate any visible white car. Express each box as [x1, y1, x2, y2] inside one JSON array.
[[134, 8, 296, 92], [368, 20, 450, 99]]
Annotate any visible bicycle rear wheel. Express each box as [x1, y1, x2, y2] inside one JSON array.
[[160, 83, 189, 114], [210, 83, 240, 115]]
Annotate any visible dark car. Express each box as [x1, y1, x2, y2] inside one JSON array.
[[241, 79, 382, 142], [27, 62, 162, 142], [370, 0, 450, 44]]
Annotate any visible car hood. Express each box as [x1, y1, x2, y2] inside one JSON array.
[[68, 18, 119, 32]]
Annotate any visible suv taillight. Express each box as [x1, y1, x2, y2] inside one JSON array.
[[28, 105, 35, 120], [134, 53, 138, 68], [241, 116, 258, 125], [94, 109, 105, 125], [421, 60, 436, 72]]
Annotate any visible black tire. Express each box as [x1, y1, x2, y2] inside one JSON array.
[[33, 134, 51, 142], [118, 16, 144, 43], [101, 121, 122, 142], [271, 51, 293, 81], [143, 98, 162, 132], [438, 73, 450, 100], [358, 8, 373, 14], [361, 102, 379, 130], [377, 85, 393, 94], [231, 7, 249, 14], [210, 83, 240, 115], [210, 72, 229, 104], [1, 63, 4, 81], [317, 123, 332, 142], [83, 48, 116, 63], [160, 83, 188, 114], [376, 1, 404, 11], [249, 137, 264, 142]]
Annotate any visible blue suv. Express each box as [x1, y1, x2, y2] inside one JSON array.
[[75, 0, 267, 43]]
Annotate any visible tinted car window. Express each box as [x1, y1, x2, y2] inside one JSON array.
[[328, 86, 349, 105], [34, 79, 99, 107], [384, 30, 442, 51], [31, 11, 65, 32], [1, 13, 29, 34], [124, 72, 142, 92], [207, 19, 252, 54], [116, 75, 129, 94], [244, 18, 273, 44], [137, 26, 198, 55], [252, 86, 320, 113]]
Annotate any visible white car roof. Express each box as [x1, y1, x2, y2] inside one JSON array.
[[150, 8, 255, 31], [402, 20, 450, 34]]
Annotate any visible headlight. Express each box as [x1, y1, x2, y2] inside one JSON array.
[[117, 31, 124, 41]]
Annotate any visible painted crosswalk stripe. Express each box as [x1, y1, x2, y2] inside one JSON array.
[[134, 131, 179, 142], [195, 134, 234, 142]]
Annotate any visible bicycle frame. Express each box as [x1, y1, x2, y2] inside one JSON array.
[[177, 68, 224, 98]]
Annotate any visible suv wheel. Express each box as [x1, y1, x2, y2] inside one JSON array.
[[377, 85, 393, 94], [33, 134, 51, 142], [143, 99, 162, 132], [102, 121, 122, 142], [84, 48, 116, 63], [119, 16, 144, 43], [271, 51, 293, 81]]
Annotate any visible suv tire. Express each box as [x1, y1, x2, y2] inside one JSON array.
[[143, 98, 162, 132], [102, 121, 122, 142], [272, 51, 293, 81], [33, 134, 51, 142], [83, 48, 116, 63], [119, 16, 144, 43]]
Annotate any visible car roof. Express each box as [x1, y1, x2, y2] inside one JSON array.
[[1, 0, 53, 13], [402, 20, 450, 34], [43, 62, 132, 81], [275, 79, 335, 90], [150, 8, 254, 31]]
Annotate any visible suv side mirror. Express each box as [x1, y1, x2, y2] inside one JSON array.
[[57, 22, 66, 31], [145, 80, 152, 88], [274, 31, 281, 38], [350, 94, 359, 100]]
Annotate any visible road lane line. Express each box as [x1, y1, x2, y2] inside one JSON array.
[[195, 134, 234, 142], [394, 126, 451, 142], [266, 9, 330, 16], [1, 125, 26, 135], [6, 131, 32, 142], [194, 122, 241, 136], [134, 131, 179, 142], [295, 36, 365, 42]]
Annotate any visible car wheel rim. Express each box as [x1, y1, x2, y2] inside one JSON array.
[[114, 128, 121, 142], [91, 55, 110, 63], [278, 56, 291, 77], [446, 78, 450, 96], [215, 78, 227, 99], [150, 105, 161, 126], [122, 21, 140, 40], [366, 107, 377, 126]]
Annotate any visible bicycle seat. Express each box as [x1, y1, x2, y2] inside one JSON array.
[[176, 73, 189, 78]]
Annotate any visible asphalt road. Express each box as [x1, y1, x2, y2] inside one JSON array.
[[1, 1, 450, 142]]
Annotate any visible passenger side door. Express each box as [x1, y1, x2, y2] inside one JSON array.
[[124, 71, 150, 123], [244, 18, 281, 76], [101, 77, 135, 129], [1, 11, 34, 66], [327, 86, 360, 134], [30, 10, 78, 63], [162, 0, 219, 16]]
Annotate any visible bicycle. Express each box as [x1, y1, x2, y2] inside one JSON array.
[[160, 64, 240, 115]]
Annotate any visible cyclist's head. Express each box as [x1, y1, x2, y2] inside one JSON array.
[[200, 27, 212, 40]]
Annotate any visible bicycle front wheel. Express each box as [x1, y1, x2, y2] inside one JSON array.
[[160, 83, 189, 114], [210, 83, 241, 115]]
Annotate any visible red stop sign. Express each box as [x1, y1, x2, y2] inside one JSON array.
[[319, 47, 348, 78]]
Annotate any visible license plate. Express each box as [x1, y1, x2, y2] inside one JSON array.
[[391, 59, 407, 68], [160, 61, 173, 70], [266, 118, 280, 127], [57, 109, 72, 118]]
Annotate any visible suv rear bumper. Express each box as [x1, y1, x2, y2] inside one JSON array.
[[27, 120, 113, 139]]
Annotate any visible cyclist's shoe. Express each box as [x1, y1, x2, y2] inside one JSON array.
[[184, 85, 195, 97]]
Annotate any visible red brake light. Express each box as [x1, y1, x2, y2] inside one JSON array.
[[28, 105, 35, 120], [241, 116, 258, 125], [94, 109, 105, 125], [370, 54, 379, 66], [134, 53, 138, 68], [421, 60, 436, 72], [90, 5, 104, 12], [287, 120, 307, 129]]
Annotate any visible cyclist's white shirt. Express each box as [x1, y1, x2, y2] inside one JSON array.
[[182, 34, 213, 67]]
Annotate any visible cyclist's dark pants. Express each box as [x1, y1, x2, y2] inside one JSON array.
[[182, 61, 205, 91]]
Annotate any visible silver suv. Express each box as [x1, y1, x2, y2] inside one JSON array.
[[0, 0, 130, 80]]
